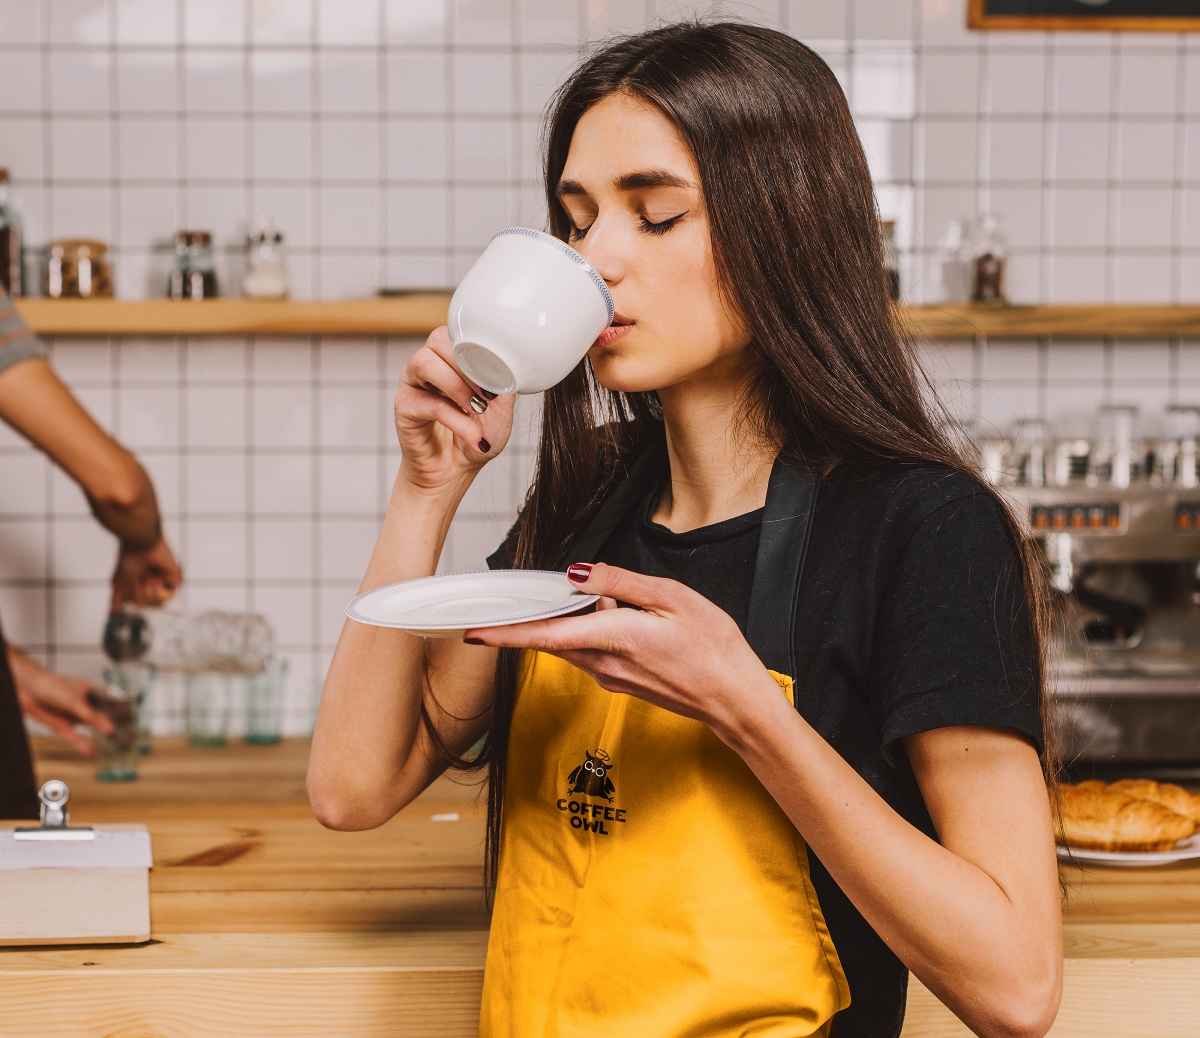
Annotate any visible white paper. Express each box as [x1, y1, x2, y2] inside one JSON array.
[[0, 826, 152, 869]]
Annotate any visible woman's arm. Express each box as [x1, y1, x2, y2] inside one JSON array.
[[470, 563, 1062, 1038], [307, 328, 514, 831]]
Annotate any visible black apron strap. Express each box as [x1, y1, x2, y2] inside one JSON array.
[[0, 623, 39, 820], [554, 432, 669, 570], [744, 456, 818, 677]]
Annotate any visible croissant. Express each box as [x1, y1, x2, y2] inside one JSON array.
[[1105, 778, 1200, 824], [1058, 782, 1196, 852]]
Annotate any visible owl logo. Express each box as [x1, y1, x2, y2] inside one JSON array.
[[567, 749, 615, 801]]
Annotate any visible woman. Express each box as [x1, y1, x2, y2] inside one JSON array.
[[309, 22, 1062, 1038]]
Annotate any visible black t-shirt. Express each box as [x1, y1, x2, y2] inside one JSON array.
[[489, 458, 1043, 1038]]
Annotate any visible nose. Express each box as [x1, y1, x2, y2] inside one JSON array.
[[572, 216, 625, 288]]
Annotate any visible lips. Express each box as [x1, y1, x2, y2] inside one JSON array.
[[592, 312, 633, 350]]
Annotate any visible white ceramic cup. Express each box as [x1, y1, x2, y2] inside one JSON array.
[[447, 227, 614, 395]]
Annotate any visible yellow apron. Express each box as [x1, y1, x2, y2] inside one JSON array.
[[479, 444, 849, 1037]]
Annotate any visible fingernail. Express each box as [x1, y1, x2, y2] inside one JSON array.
[[479, 389, 498, 400], [464, 636, 485, 645], [567, 563, 593, 583], [478, 438, 491, 454], [469, 395, 488, 414]]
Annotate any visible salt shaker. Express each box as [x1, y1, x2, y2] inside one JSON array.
[[243, 217, 288, 299]]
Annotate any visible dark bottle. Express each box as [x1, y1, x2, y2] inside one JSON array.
[[168, 230, 219, 300], [0, 169, 23, 297]]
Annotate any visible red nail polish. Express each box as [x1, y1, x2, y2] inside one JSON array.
[[567, 563, 593, 583], [478, 438, 491, 453], [464, 636, 485, 645], [479, 389, 498, 400]]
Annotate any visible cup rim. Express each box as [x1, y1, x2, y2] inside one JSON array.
[[491, 227, 614, 323]]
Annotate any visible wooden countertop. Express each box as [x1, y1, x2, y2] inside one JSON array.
[[3, 738, 1199, 1037], [16, 298, 1200, 339]]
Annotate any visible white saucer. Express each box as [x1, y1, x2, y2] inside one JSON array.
[[346, 570, 598, 638], [1058, 832, 1200, 867]]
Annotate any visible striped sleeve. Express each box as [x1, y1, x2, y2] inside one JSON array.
[[0, 290, 40, 375]]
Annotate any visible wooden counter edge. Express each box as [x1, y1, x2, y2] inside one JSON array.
[[16, 299, 1200, 339]]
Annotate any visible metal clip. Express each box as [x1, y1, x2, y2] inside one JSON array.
[[39, 780, 70, 828], [12, 780, 94, 841]]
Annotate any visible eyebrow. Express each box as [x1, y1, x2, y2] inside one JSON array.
[[555, 169, 694, 197]]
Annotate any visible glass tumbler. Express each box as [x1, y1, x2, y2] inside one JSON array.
[[186, 671, 232, 747], [244, 658, 288, 745], [105, 661, 155, 754], [89, 684, 141, 782]]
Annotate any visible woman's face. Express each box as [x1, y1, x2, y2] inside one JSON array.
[[557, 92, 750, 394]]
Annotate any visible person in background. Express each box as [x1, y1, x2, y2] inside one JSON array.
[[0, 289, 182, 818]]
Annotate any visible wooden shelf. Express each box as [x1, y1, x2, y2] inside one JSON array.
[[13, 296, 453, 337], [902, 304, 1200, 340], [15, 298, 1200, 339]]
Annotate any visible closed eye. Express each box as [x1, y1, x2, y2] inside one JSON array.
[[640, 212, 687, 236]]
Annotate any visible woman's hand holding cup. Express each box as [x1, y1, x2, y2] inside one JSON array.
[[395, 326, 515, 496]]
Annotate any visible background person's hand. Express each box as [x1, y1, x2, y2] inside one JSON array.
[[111, 535, 182, 609], [8, 647, 112, 758], [463, 562, 781, 739], [395, 326, 515, 494]]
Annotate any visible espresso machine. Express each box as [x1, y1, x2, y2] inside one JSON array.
[[986, 406, 1200, 781]]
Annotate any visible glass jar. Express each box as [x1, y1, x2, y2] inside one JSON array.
[[969, 213, 1008, 304], [45, 239, 113, 298], [243, 218, 288, 299], [934, 219, 970, 302], [0, 168, 23, 297], [168, 230, 218, 300], [1090, 406, 1141, 488]]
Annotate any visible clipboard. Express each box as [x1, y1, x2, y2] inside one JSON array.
[[0, 780, 152, 946]]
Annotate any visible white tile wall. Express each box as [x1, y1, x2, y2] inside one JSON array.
[[1, 0, 1199, 734]]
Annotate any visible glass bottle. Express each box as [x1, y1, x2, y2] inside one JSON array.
[[1159, 406, 1200, 488], [1090, 406, 1140, 488], [969, 213, 1008, 304], [0, 169, 23, 297], [242, 217, 288, 299], [168, 230, 218, 300], [880, 220, 900, 300], [935, 219, 970, 302], [103, 607, 275, 675]]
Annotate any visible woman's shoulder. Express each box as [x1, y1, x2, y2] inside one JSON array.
[[823, 459, 1009, 540]]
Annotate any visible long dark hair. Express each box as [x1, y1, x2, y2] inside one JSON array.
[[433, 21, 1057, 899]]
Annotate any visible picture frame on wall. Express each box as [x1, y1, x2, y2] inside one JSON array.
[[968, 0, 1200, 32]]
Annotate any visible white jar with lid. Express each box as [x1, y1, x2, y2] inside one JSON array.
[[243, 217, 288, 299]]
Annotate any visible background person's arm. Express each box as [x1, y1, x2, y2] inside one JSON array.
[[0, 356, 181, 607], [7, 645, 112, 757]]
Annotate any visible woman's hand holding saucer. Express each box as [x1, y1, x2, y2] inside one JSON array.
[[464, 562, 783, 740], [395, 326, 515, 494]]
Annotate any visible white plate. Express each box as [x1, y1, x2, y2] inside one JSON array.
[[346, 570, 599, 638], [1058, 832, 1200, 867]]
